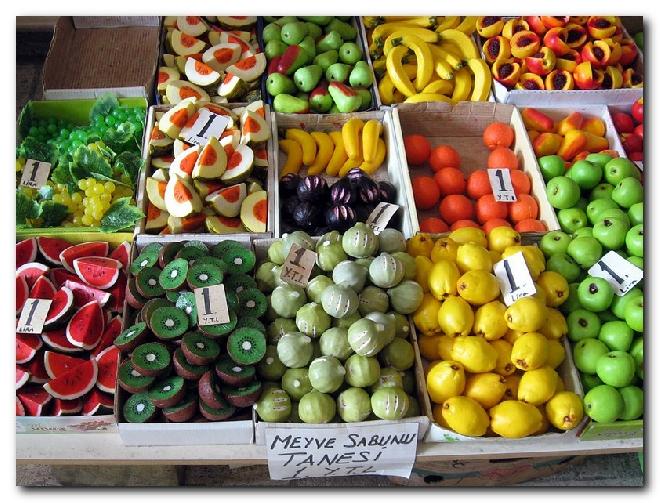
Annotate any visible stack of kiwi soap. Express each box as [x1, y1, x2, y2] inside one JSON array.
[[116, 240, 268, 423]]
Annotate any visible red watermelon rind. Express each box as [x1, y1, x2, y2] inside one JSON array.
[[25, 356, 49, 384], [95, 345, 120, 394], [44, 351, 89, 379], [44, 287, 75, 328], [17, 386, 52, 416], [51, 398, 82, 416], [16, 262, 49, 288], [73, 256, 121, 290], [16, 367, 30, 390], [16, 276, 28, 315], [37, 237, 72, 265], [109, 241, 131, 270], [91, 316, 123, 357], [63, 280, 111, 308], [59, 242, 109, 273], [65, 300, 105, 350], [16, 238, 37, 269], [42, 328, 84, 353], [108, 273, 127, 313], [16, 334, 43, 364], [30, 275, 57, 300], [82, 388, 114, 416], [16, 397, 25, 416], [43, 359, 98, 400]]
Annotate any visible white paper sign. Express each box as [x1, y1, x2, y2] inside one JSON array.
[[588, 251, 643, 296], [194, 284, 230, 325], [488, 168, 517, 202], [264, 422, 418, 480], [181, 109, 231, 146], [17, 298, 52, 334], [493, 252, 536, 306], [280, 244, 317, 288], [366, 202, 400, 235], [20, 159, 51, 189]]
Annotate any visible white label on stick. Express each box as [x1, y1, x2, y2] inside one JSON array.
[[17, 298, 52, 334], [194, 284, 230, 326], [493, 252, 536, 306], [181, 109, 230, 146], [488, 168, 517, 202], [20, 159, 51, 189], [264, 422, 418, 480], [366, 202, 399, 235], [588, 251, 643, 296], [280, 244, 317, 288]]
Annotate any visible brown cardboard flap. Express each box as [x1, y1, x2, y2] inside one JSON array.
[[42, 16, 160, 98]]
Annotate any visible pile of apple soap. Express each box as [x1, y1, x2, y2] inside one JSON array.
[[538, 156, 643, 424], [146, 98, 269, 235], [263, 16, 374, 113], [158, 16, 264, 105], [117, 240, 267, 423], [16, 237, 128, 417], [410, 227, 583, 439], [253, 225, 424, 424]]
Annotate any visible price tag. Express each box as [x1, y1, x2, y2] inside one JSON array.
[[264, 422, 418, 480], [366, 202, 400, 235], [194, 284, 230, 326], [493, 252, 536, 306], [17, 298, 52, 334], [20, 159, 51, 189], [181, 109, 231, 146], [279, 244, 317, 288], [588, 251, 643, 296], [488, 168, 517, 202]]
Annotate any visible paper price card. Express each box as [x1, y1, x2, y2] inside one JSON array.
[[17, 298, 52, 334], [488, 168, 517, 202], [366, 202, 400, 235], [182, 109, 231, 146], [194, 284, 230, 326], [588, 251, 643, 296], [20, 159, 51, 189], [493, 251, 536, 306], [279, 244, 317, 288], [264, 422, 418, 480]]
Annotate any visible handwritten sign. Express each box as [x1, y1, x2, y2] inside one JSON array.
[[181, 109, 230, 146], [264, 422, 418, 480], [279, 244, 317, 288], [17, 298, 52, 334], [588, 251, 643, 296], [488, 168, 517, 202], [493, 252, 536, 306], [194, 284, 230, 326], [20, 159, 51, 189], [366, 202, 399, 235]]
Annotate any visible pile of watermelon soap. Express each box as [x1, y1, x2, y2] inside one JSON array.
[[16, 237, 129, 417]]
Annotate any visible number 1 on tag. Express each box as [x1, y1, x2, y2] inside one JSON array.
[[493, 252, 535, 306], [488, 168, 517, 202]]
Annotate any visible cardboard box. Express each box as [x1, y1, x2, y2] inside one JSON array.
[[391, 101, 559, 236], [271, 108, 417, 238], [72, 16, 160, 29], [16, 231, 132, 434], [42, 17, 161, 100], [251, 237, 431, 446], [477, 19, 644, 106], [135, 103, 276, 239], [115, 235, 256, 446], [16, 97, 148, 240]]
